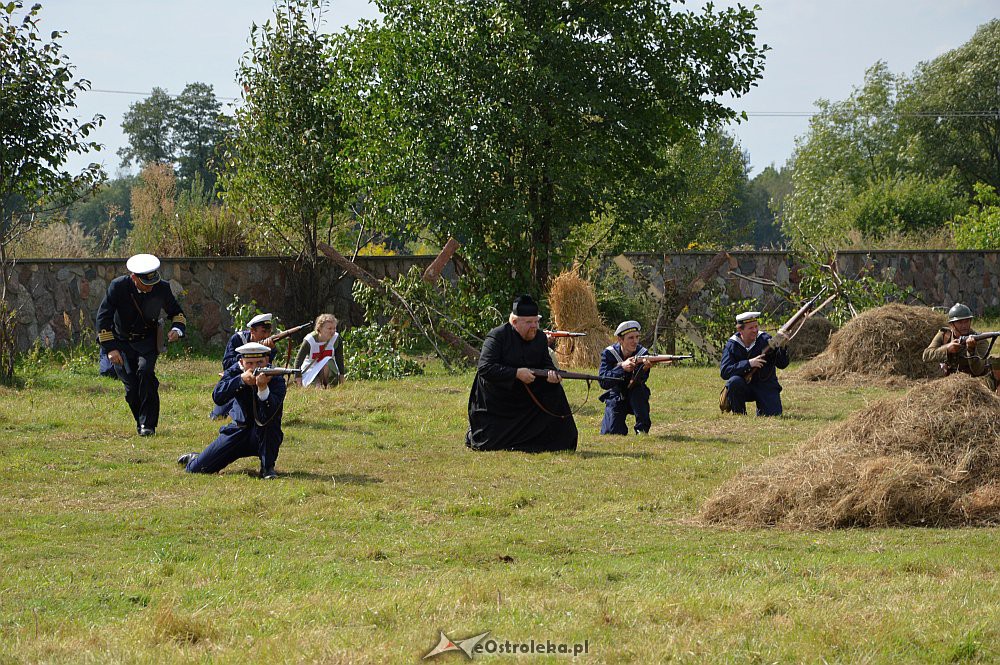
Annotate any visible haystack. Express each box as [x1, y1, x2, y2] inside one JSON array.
[[797, 304, 945, 383], [701, 374, 1000, 529], [787, 316, 836, 361], [548, 270, 613, 369]]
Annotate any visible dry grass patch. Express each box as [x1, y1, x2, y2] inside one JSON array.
[[797, 304, 945, 386], [702, 374, 1000, 529]]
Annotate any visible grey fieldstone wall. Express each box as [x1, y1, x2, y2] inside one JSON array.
[[8, 250, 998, 352], [7, 255, 438, 352]]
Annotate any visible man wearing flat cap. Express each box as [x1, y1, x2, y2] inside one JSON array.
[[96, 253, 187, 436], [598, 320, 653, 435], [720, 311, 788, 416], [466, 295, 578, 452], [177, 342, 287, 479], [210, 312, 277, 420]]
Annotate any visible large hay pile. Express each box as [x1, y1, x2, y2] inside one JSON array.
[[701, 374, 1000, 529], [548, 270, 612, 369], [797, 304, 945, 383], [787, 316, 837, 361]]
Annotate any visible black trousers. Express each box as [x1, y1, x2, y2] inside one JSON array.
[[113, 340, 160, 430]]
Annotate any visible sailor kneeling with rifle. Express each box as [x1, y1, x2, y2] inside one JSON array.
[[922, 303, 999, 391], [466, 295, 578, 452], [177, 343, 300, 479], [598, 321, 657, 435], [720, 311, 789, 417]]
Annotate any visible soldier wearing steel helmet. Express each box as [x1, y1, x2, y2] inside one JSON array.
[[922, 303, 995, 386], [95, 253, 187, 436]]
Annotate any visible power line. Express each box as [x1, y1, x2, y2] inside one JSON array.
[[89, 88, 239, 102]]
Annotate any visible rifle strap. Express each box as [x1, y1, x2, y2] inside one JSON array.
[[522, 381, 590, 419]]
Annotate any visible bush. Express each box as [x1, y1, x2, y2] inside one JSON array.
[[342, 324, 423, 380], [842, 175, 965, 239], [950, 183, 1000, 249]]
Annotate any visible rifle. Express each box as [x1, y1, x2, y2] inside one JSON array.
[[527, 368, 623, 383], [263, 321, 312, 346], [746, 287, 827, 383], [253, 367, 303, 377], [958, 331, 1000, 345], [544, 330, 587, 338], [620, 354, 693, 389]]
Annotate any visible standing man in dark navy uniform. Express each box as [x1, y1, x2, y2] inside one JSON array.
[[210, 312, 276, 420], [598, 320, 653, 435], [720, 311, 789, 416], [177, 342, 287, 479], [96, 254, 186, 436]]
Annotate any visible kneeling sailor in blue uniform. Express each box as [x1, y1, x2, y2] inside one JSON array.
[[720, 311, 789, 416], [598, 320, 652, 435], [209, 312, 276, 420], [178, 342, 286, 479]]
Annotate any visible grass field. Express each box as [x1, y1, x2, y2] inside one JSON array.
[[3, 357, 999, 663]]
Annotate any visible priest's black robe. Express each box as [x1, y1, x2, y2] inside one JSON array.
[[466, 323, 578, 452]]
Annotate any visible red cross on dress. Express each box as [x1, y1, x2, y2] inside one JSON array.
[[312, 348, 333, 361]]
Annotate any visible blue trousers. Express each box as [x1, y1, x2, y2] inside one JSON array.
[[185, 422, 283, 474], [725, 375, 782, 416], [600, 385, 651, 435]]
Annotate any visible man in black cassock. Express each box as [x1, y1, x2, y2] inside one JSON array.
[[466, 295, 578, 452]]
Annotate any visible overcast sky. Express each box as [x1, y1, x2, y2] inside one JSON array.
[[39, 0, 999, 178]]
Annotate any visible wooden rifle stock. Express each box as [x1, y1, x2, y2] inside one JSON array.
[[746, 288, 827, 383], [623, 354, 693, 388], [263, 321, 312, 346]]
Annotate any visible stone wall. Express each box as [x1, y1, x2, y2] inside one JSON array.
[[8, 250, 999, 352], [7, 256, 438, 352]]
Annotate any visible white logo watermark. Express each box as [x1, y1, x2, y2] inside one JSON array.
[[424, 631, 589, 659]]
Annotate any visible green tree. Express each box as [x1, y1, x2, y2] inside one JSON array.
[[950, 183, 1000, 249], [340, 0, 767, 292], [903, 19, 1000, 191], [734, 164, 791, 248], [782, 62, 910, 247], [222, 0, 353, 316], [119, 83, 229, 193], [601, 127, 752, 253], [0, 1, 104, 381]]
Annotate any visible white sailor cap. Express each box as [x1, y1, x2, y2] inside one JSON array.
[[126, 253, 161, 285], [236, 342, 271, 359], [248, 313, 273, 327], [615, 320, 641, 336], [736, 311, 761, 325]]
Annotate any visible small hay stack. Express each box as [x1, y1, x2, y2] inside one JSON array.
[[701, 374, 1000, 529], [548, 270, 612, 369], [797, 304, 945, 383], [787, 316, 837, 362]]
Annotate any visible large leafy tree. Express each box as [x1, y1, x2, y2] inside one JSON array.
[[1, 1, 104, 381], [340, 0, 767, 292], [903, 19, 1000, 192], [120, 83, 229, 193], [222, 0, 353, 315], [782, 62, 911, 247]]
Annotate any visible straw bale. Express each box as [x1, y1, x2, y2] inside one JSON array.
[[548, 270, 612, 369], [797, 304, 945, 384], [701, 374, 1000, 529], [787, 316, 836, 361]]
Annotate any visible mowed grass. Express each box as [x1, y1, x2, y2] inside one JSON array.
[[2, 358, 999, 664]]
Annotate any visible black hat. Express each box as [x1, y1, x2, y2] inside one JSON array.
[[512, 294, 539, 317]]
